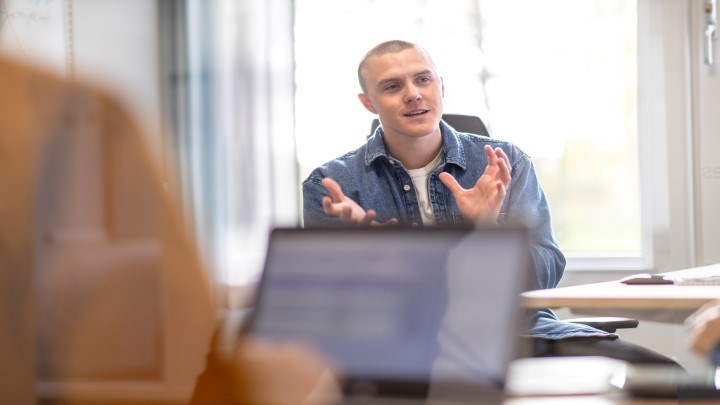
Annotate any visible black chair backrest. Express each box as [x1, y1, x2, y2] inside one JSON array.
[[369, 113, 490, 137]]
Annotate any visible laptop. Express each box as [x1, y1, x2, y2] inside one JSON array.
[[245, 226, 532, 403]]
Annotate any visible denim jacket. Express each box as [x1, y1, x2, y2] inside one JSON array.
[[302, 120, 610, 340]]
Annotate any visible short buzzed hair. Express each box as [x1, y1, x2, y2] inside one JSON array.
[[357, 40, 435, 93]]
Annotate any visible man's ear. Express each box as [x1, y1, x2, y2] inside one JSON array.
[[441, 77, 445, 98], [358, 93, 377, 114]]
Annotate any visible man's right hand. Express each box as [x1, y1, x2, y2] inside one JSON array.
[[321, 177, 398, 226]]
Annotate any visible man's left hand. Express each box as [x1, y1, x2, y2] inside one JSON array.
[[439, 145, 510, 223]]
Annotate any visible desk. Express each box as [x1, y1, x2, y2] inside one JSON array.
[[340, 357, 718, 404], [521, 264, 720, 322]]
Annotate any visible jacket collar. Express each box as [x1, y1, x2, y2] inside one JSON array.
[[364, 119, 467, 170]]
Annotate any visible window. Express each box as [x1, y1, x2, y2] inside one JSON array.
[[175, 0, 696, 285], [295, 0, 644, 269]]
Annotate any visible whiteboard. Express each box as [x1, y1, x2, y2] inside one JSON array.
[[0, 0, 68, 76]]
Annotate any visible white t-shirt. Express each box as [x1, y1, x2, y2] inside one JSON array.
[[407, 151, 444, 225]]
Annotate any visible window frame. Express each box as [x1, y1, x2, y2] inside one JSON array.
[[175, 0, 698, 287], [567, 0, 695, 272]]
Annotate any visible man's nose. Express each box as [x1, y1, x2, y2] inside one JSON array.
[[404, 85, 421, 103]]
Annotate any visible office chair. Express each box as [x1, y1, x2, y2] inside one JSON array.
[[369, 113, 639, 334]]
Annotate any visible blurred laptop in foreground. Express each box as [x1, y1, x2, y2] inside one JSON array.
[[246, 226, 533, 403]]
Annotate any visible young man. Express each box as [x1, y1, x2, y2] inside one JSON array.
[[302, 40, 678, 366]]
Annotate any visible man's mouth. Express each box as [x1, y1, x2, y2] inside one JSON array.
[[404, 109, 429, 117]]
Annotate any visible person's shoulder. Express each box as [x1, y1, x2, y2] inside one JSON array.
[[0, 55, 133, 123], [0, 56, 59, 84], [0, 56, 70, 109], [1, 55, 158, 185], [1, 55, 94, 97], [454, 131, 530, 162]]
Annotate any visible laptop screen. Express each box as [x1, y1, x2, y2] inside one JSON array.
[[246, 226, 531, 399]]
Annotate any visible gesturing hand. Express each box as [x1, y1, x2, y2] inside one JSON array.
[[321, 177, 398, 226], [438, 145, 511, 223], [686, 301, 720, 359]]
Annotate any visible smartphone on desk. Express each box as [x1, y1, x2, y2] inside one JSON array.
[[610, 364, 720, 399], [618, 273, 674, 285]]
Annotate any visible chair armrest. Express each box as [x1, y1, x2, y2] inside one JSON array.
[[564, 317, 639, 333]]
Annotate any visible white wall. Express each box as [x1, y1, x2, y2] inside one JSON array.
[[72, 0, 163, 160], [0, 0, 67, 70], [0, 0, 164, 161]]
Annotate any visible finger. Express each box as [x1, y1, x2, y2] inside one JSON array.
[[687, 302, 720, 330], [495, 147, 511, 170], [496, 153, 511, 186], [485, 145, 498, 167], [686, 302, 714, 326], [439, 172, 464, 196], [496, 180, 507, 201], [496, 148, 511, 184], [322, 196, 336, 215], [359, 210, 377, 226], [321, 177, 346, 203], [373, 217, 399, 227], [688, 309, 712, 328]]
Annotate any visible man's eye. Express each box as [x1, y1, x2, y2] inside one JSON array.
[[384, 84, 399, 91], [418, 77, 431, 83]]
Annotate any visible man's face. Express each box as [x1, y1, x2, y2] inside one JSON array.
[[358, 48, 444, 142]]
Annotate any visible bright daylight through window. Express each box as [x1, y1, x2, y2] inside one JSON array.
[[295, 0, 640, 259]]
